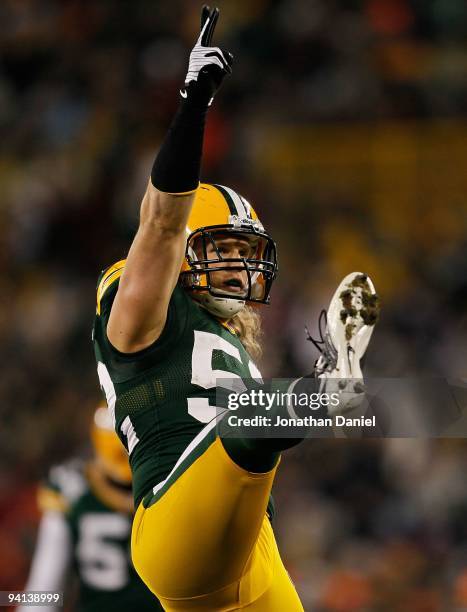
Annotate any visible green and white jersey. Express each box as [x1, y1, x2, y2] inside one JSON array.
[[29, 460, 162, 612], [92, 262, 272, 513]]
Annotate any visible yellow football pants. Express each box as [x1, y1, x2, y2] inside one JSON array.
[[131, 437, 303, 611]]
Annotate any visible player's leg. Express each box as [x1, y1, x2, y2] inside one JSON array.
[[131, 432, 287, 610], [239, 517, 304, 611]]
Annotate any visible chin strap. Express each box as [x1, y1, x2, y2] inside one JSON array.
[[191, 290, 245, 319]]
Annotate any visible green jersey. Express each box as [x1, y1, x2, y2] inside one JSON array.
[[38, 460, 162, 612], [92, 263, 272, 514]]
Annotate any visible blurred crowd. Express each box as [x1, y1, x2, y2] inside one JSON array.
[[1, 0, 467, 609], [276, 438, 467, 610]]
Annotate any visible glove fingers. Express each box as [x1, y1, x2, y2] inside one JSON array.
[[204, 7, 219, 46], [201, 5, 211, 30], [205, 49, 232, 74], [198, 7, 214, 45], [197, 63, 225, 92], [186, 6, 231, 103], [199, 55, 224, 75]]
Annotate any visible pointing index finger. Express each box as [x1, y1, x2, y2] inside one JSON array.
[[201, 5, 210, 30], [201, 7, 219, 47]]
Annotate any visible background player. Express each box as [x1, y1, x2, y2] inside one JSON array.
[[19, 406, 163, 612]]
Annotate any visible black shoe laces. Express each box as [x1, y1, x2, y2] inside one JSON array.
[[305, 309, 338, 375]]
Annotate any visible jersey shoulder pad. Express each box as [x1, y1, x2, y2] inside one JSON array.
[[96, 260, 126, 315], [39, 459, 89, 513]]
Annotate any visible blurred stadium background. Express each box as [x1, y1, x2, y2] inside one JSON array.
[[1, 0, 466, 609]]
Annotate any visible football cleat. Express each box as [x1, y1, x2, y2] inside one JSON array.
[[307, 272, 380, 414]]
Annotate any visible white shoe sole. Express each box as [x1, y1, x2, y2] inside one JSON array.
[[327, 272, 379, 377], [321, 272, 380, 413]]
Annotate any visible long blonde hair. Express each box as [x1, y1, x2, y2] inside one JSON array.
[[185, 284, 263, 360], [229, 306, 263, 361]]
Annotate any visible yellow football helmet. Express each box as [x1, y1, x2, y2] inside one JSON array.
[[90, 405, 132, 485], [180, 183, 277, 317]]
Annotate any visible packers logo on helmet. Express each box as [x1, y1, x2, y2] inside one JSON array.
[[180, 183, 278, 318]]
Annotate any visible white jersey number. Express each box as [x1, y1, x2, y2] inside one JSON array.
[[76, 513, 131, 590], [188, 330, 262, 423], [97, 361, 139, 455]]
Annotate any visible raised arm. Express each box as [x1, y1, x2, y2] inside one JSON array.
[[107, 6, 233, 353]]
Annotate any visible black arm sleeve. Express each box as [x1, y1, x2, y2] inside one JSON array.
[[150, 96, 209, 194]]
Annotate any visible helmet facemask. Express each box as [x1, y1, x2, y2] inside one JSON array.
[[180, 219, 277, 318]]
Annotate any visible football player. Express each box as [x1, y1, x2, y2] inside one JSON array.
[[19, 406, 163, 612], [93, 6, 379, 610]]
